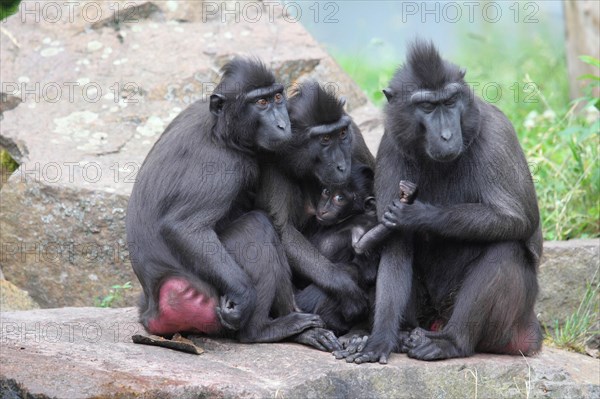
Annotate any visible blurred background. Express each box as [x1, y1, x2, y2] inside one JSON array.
[[1, 0, 597, 241], [299, 1, 598, 354], [0, 0, 598, 355], [297, 0, 599, 242]]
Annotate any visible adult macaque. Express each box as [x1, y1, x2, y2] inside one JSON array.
[[127, 58, 338, 351], [340, 41, 543, 363]]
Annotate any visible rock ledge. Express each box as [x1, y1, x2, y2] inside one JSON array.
[[1, 307, 598, 399]]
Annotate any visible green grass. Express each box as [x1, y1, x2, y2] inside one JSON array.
[[545, 277, 599, 353], [334, 33, 599, 241], [334, 54, 397, 107], [96, 281, 133, 308]]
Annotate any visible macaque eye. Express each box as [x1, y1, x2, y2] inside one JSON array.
[[320, 134, 332, 145], [445, 94, 459, 106], [321, 188, 330, 197], [418, 102, 436, 112], [333, 194, 345, 204], [257, 98, 268, 107], [274, 93, 283, 103], [339, 128, 348, 139]]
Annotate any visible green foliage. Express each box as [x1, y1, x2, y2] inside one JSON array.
[[0, 149, 19, 172], [525, 55, 599, 240], [335, 35, 599, 241], [546, 278, 600, 353], [578, 55, 600, 111], [0, 0, 21, 20], [334, 53, 397, 106], [96, 281, 133, 308]]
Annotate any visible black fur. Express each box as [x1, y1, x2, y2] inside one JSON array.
[[297, 164, 379, 335], [126, 58, 338, 350], [216, 58, 275, 96], [256, 80, 376, 333], [287, 81, 346, 132], [401, 40, 464, 89], [276, 81, 369, 185], [341, 41, 542, 364]]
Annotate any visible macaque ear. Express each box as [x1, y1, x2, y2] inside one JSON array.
[[382, 88, 395, 102], [459, 68, 467, 79], [364, 196, 376, 212], [209, 93, 226, 116], [339, 96, 347, 109], [359, 166, 374, 181]]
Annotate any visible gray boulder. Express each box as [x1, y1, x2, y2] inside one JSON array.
[[0, 1, 378, 308], [536, 239, 600, 325], [0, 1, 596, 330], [1, 307, 598, 398], [0, 279, 40, 311]]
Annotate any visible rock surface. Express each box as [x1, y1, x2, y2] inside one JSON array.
[[537, 239, 600, 325], [0, 0, 377, 308], [0, 1, 596, 328], [0, 280, 40, 311], [1, 307, 598, 399]]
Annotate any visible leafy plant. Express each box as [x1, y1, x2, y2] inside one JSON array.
[[0, 0, 21, 20], [578, 55, 600, 110], [0, 149, 18, 172], [0, 149, 19, 186], [97, 281, 133, 308]]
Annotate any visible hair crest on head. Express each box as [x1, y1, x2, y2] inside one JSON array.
[[215, 57, 276, 98], [288, 80, 346, 133]]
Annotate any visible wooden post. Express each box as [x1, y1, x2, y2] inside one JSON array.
[[563, 0, 600, 100]]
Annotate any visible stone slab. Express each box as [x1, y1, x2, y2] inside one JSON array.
[[1, 307, 598, 399]]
